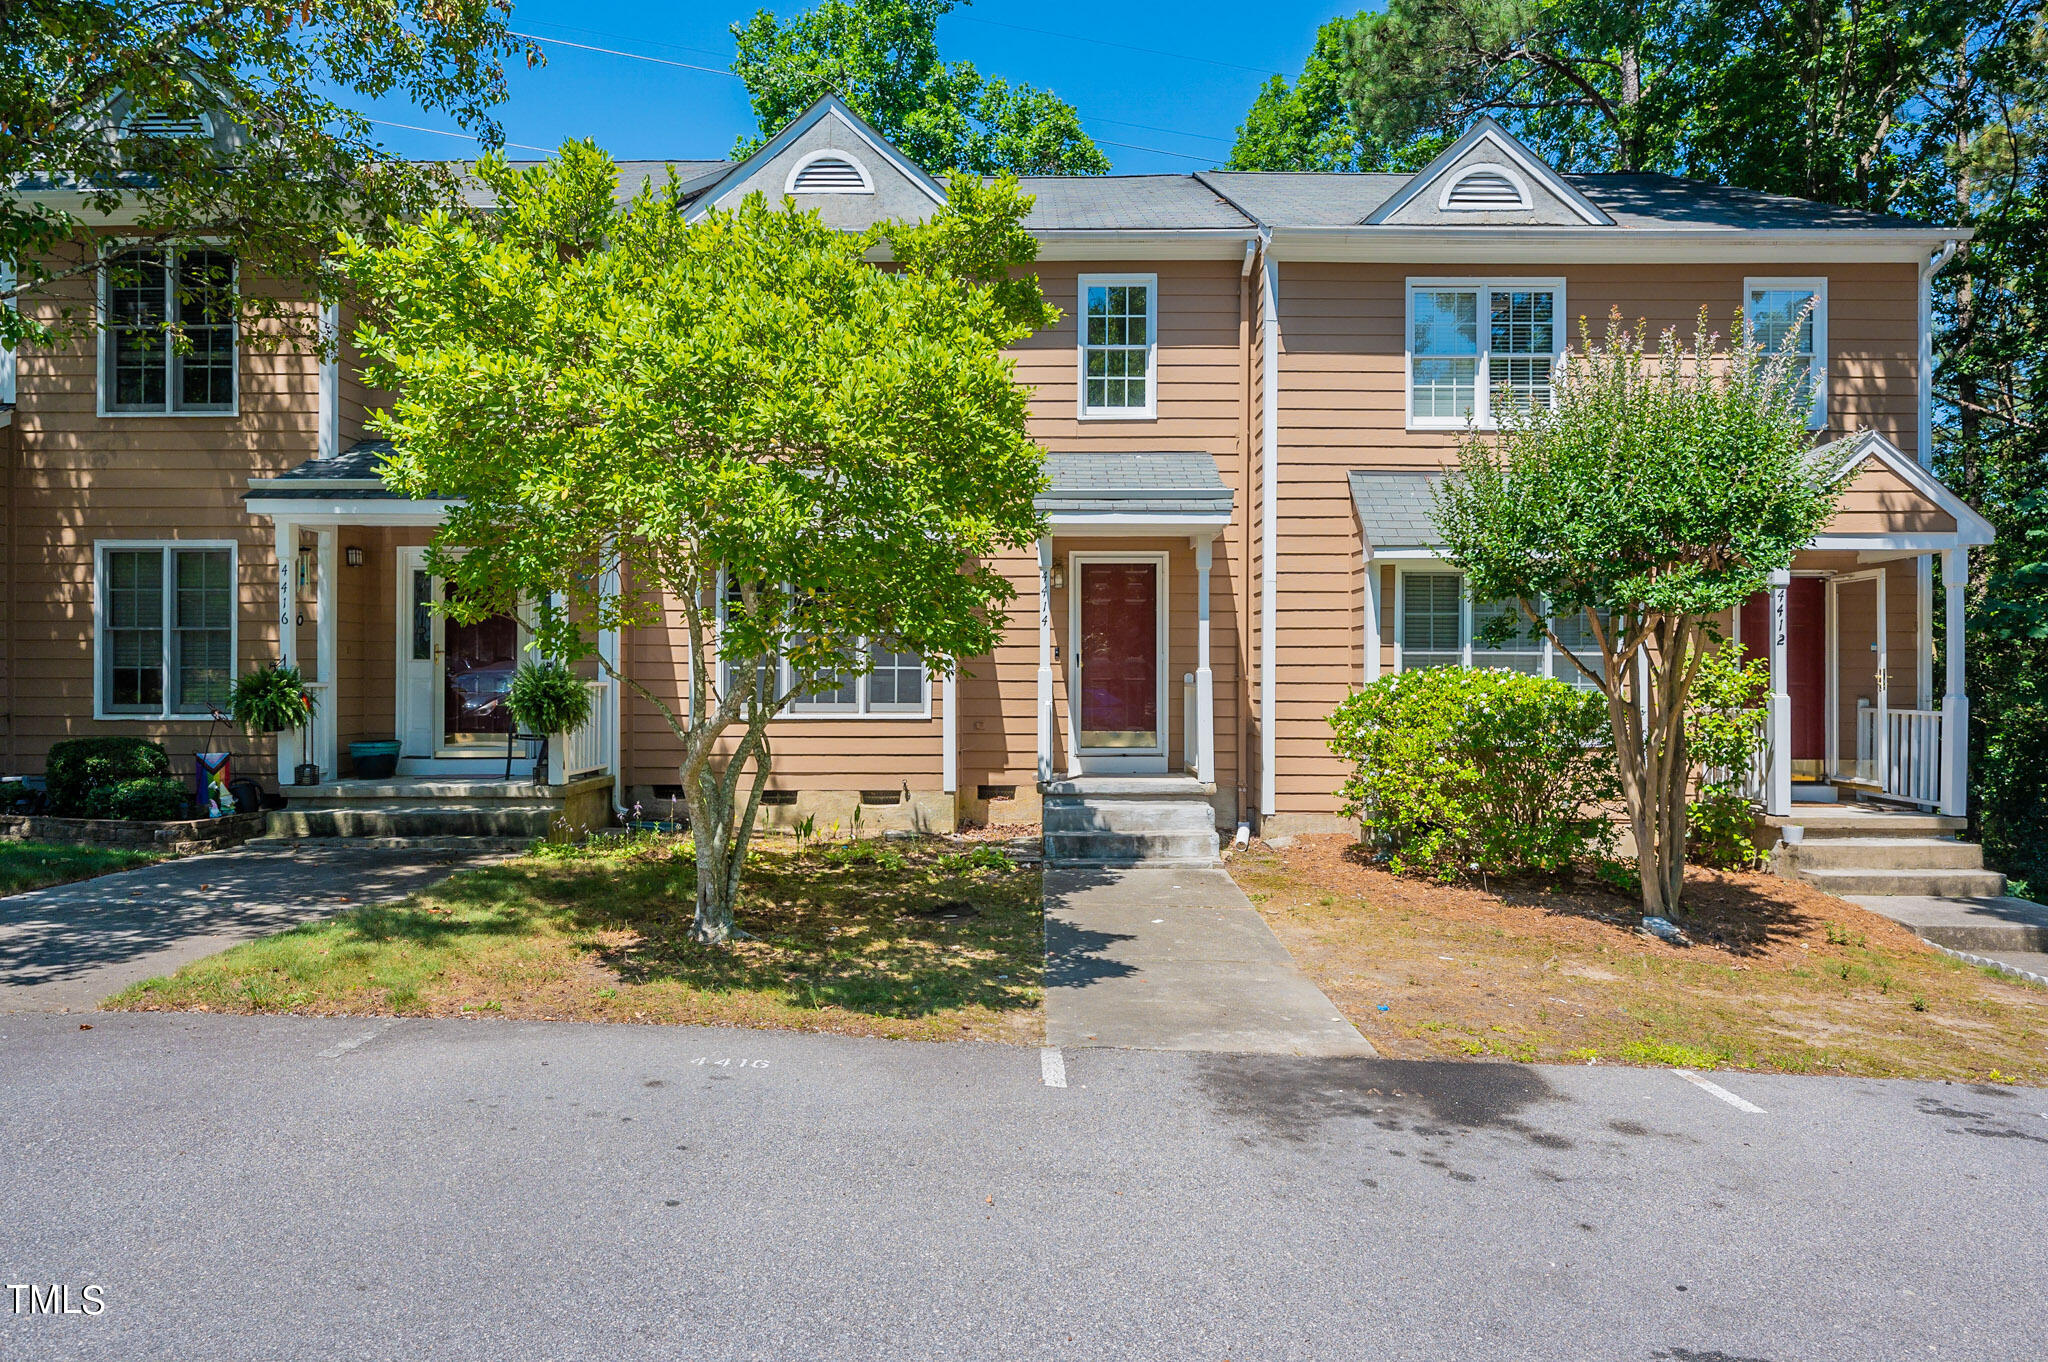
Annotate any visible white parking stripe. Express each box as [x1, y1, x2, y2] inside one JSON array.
[[1040, 1048, 1067, 1089], [1673, 1068, 1765, 1114], [319, 1025, 389, 1060]]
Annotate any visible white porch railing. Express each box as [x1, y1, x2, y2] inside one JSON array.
[[556, 679, 613, 781], [1182, 673, 1197, 773], [1856, 706, 1943, 806], [1704, 710, 1769, 806]]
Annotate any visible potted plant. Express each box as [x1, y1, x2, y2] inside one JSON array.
[[228, 662, 318, 786], [506, 659, 593, 782]]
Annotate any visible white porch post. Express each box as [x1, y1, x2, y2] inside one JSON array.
[[313, 528, 338, 780], [1362, 556, 1381, 684], [597, 558, 622, 811], [1193, 536, 1216, 786], [1036, 537, 1054, 783], [941, 669, 958, 796], [1940, 547, 1969, 817], [545, 590, 567, 786], [1765, 569, 1793, 817], [273, 519, 302, 781]]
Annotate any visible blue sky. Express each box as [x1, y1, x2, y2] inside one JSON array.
[[359, 1, 1363, 174]]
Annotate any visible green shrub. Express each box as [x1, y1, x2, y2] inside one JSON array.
[[45, 737, 171, 817], [229, 662, 315, 732], [506, 659, 593, 735], [1327, 667, 1618, 878], [1686, 645, 1770, 869], [82, 776, 194, 822]]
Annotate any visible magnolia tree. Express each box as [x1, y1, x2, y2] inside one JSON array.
[[341, 146, 1052, 942], [1433, 312, 1840, 920]]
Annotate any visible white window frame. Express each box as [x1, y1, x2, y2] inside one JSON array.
[[1744, 275, 1828, 430], [1437, 162, 1533, 211], [714, 576, 931, 721], [92, 539, 240, 721], [1076, 272, 1158, 421], [1390, 563, 1604, 691], [96, 242, 240, 418], [783, 148, 874, 196], [1404, 277, 1566, 432]]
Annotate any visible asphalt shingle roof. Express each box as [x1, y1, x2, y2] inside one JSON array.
[[1348, 469, 1448, 550], [1038, 451, 1233, 515], [247, 439, 403, 498], [1013, 175, 1252, 231]]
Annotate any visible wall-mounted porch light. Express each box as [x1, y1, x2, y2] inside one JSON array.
[[1050, 567, 1065, 590], [344, 546, 365, 568]]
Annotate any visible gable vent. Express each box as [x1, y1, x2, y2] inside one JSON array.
[[125, 111, 211, 139], [790, 154, 870, 193], [1444, 168, 1527, 209]]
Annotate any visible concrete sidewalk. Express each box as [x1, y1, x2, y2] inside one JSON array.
[[1044, 865, 1375, 1056], [0, 841, 512, 1012], [1848, 892, 2048, 986]]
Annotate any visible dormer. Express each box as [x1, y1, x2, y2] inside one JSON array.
[[688, 94, 947, 231], [1368, 118, 1613, 229]]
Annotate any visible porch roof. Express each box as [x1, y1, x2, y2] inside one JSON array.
[[1036, 451, 1233, 516], [246, 439, 402, 498], [1348, 469, 1447, 554]]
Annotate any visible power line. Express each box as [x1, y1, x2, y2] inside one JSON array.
[[517, 20, 732, 64], [366, 117, 554, 154], [952, 15, 1281, 76], [508, 31, 736, 78], [1087, 115, 1237, 148]]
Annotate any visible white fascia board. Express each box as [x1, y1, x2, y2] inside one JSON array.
[[1045, 511, 1232, 537], [1271, 226, 1973, 265], [243, 497, 457, 524], [1032, 230, 1261, 261]]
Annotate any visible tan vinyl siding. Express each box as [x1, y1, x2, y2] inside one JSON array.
[[1271, 260, 1922, 816], [4, 245, 322, 776], [1829, 463, 1956, 535]]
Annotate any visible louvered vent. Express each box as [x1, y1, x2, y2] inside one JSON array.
[[126, 111, 211, 138], [1444, 169, 1524, 209], [791, 155, 869, 192]]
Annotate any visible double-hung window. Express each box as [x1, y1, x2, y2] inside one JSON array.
[[1396, 567, 1603, 690], [1078, 274, 1156, 418], [1744, 277, 1827, 429], [718, 581, 926, 717], [1406, 279, 1563, 428], [97, 542, 236, 717], [102, 245, 237, 414]]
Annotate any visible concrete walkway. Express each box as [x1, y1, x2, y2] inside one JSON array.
[[0, 841, 512, 1012], [1044, 865, 1375, 1056], [1848, 892, 2048, 985]]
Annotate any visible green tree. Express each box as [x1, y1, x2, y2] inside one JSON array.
[[340, 146, 1053, 943], [1433, 315, 1838, 920], [729, 0, 1110, 174], [1228, 19, 1407, 171], [0, 0, 537, 347]]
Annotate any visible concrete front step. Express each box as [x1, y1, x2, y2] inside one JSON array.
[[1796, 866, 2008, 898], [266, 802, 557, 840], [1764, 811, 1968, 839], [249, 834, 539, 855], [1046, 829, 1221, 865], [1786, 838, 1986, 871], [1044, 798, 1220, 835], [1041, 775, 1212, 800], [284, 777, 577, 806]]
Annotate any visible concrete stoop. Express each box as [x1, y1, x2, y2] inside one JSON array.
[[1042, 776, 1222, 868], [261, 774, 614, 844], [1768, 809, 2007, 900], [264, 802, 555, 840]]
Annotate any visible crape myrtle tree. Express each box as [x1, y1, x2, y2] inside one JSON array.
[[1, 0, 537, 348], [340, 145, 1053, 943], [1433, 313, 1839, 920]]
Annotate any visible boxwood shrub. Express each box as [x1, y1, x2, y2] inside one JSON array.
[[45, 737, 172, 817], [1328, 667, 1618, 878], [83, 776, 194, 822]]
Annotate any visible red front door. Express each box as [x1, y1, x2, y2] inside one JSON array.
[[1740, 579, 1826, 765], [1077, 560, 1159, 750]]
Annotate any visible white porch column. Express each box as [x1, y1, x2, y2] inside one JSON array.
[[1765, 569, 1793, 817], [1940, 547, 1969, 817], [313, 528, 338, 779], [273, 519, 302, 781], [941, 669, 958, 796], [597, 557, 622, 811], [1193, 536, 1216, 786], [1036, 537, 1054, 784], [1362, 556, 1381, 684]]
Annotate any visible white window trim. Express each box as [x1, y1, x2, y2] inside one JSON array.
[[92, 539, 240, 721], [1389, 562, 1600, 689], [714, 576, 932, 721], [95, 242, 240, 419], [1437, 162, 1533, 211], [783, 147, 874, 196], [1404, 277, 1566, 432], [1076, 272, 1158, 421], [1743, 275, 1828, 430]]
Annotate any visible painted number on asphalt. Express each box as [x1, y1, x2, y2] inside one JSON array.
[[691, 1057, 769, 1068]]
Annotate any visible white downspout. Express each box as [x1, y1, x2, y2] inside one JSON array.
[[1915, 238, 1960, 709], [1257, 231, 1279, 825]]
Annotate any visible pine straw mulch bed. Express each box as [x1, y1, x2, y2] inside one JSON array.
[[1229, 834, 2048, 1083], [107, 834, 1043, 1044]]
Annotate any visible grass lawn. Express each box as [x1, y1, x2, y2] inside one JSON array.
[[108, 834, 1044, 1043], [1231, 835, 2048, 1084], [0, 840, 165, 896]]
